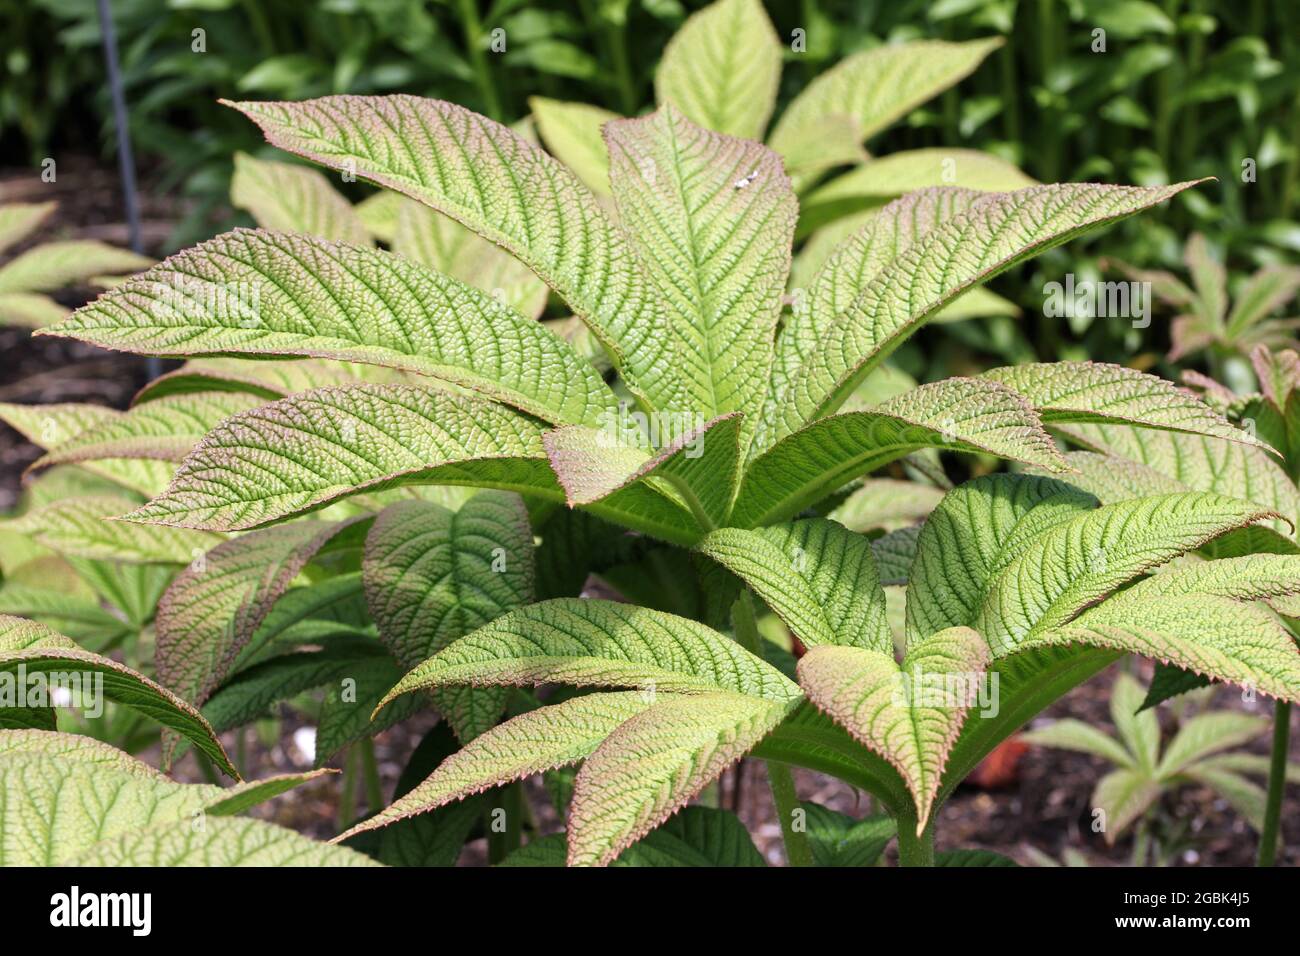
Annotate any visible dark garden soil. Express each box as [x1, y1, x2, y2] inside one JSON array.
[[3, 163, 1298, 868]]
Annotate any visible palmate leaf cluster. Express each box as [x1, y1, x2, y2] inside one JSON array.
[[2, 0, 1299, 868]]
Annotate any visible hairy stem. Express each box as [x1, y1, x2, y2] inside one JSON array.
[[1257, 700, 1291, 866], [896, 816, 936, 867], [337, 746, 359, 830]]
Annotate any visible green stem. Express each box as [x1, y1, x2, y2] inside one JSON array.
[[360, 737, 384, 814], [731, 589, 762, 655], [1257, 700, 1291, 866], [767, 761, 814, 867], [235, 726, 248, 779], [456, 0, 503, 121], [487, 783, 524, 863], [337, 746, 359, 830], [662, 473, 717, 532], [1131, 816, 1152, 866], [896, 815, 936, 867]]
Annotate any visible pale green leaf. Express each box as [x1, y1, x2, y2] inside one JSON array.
[[0, 240, 151, 294], [377, 597, 799, 706], [530, 96, 617, 195], [1093, 768, 1161, 842], [3, 495, 224, 563], [1020, 719, 1136, 768], [695, 517, 890, 652], [231, 151, 371, 244], [0, 292, 66, 327], [0, 201, 55, 256], [768, 38, 1003, 183], [654, 0, 782, 140], [734, 377, 1067, 528], [797, 627, 990, 828], [828, 479, 944, 533], [606, 105, 796, 452], [225, 95, 686, 413], [1157, 711, 1267, 779], [567, 691, 789, 865], [42, 229, 614, 427]]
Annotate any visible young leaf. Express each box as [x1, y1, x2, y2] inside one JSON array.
[[529, 96, 617, 195], [155, 518, 363, 739], [231, 152, 371, 244], [0, 240, 151, 294], [41, 229, 616, 427], [695, 517, 891, 652], [121, 384, 559, 531], [226, 95, 686, 413], [606, 105, 797, 452], [0, 201, 55, 255], [797, 627, 990, 830], [654, 0, 782, 141], [768, 38, 1004, 183]]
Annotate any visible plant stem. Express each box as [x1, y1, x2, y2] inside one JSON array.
[[767, 761, 814, 866], [338, 746, 359, 830], [360, 737, 384, 814], [456, 0, 503, 121], [896, 817, 936, 867], [1131, 817, 1151, 866], [487, 783, 523, 863], [1257, 700, 1291, 866], [731, 590, 814, 866]]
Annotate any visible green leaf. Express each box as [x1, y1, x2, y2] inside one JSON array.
[[0, 201, 55, 256], [872, 526, 922, 586], [231, 152, 371, 244], [1157, 711, 1267, 779], [135, 356, 367, 403], [905, 474, 1099, 642], [654, 0, 782, 141], [696, 517, 890, 652], [377, 598, 799, 705], [982, 362, 1268, 448], [364, 492, 535, 740], [801, 802, 896, 866], [605, 106, 796, 453], [529, 96, 617, 195], [543, 413, 739, 535], [315, 652, 426, 767], [801, 148, 1034, 231], [386, 193, 549, 320], [69, 815, 381, 866], [42, 229, 615, 427], [1032, 594, 1300, 704], [0, 292, 66, 327], [828, 479, 945, 533], [3, 495, 224, 563], [1057, 422, 1300, 533], [121, 384, 558, 532], [567, 691, 789, 865], [1021, 719, 1136, 769], [765, 182, 1202, 447], [797, 627, 990, 828], [1109, 672, 1159, 773], [975, 492, 1277, 653], [768, 38, 1004, 183], [339, 690, 657, 841], [1094, 768, 1161, 842], [935, 848, 1019, 867], [225, 95, 686, 413], [155, 519, 362, 742], [29, 392, 264, 471], [734, 377, 1067, 528], [0, 618, 236, 775], [0, 240, 151, 295]]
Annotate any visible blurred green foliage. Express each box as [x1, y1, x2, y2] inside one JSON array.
[[1, 0, 1296, 372]]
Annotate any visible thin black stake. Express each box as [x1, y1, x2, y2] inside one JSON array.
[[95, 0, 160, 380]]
